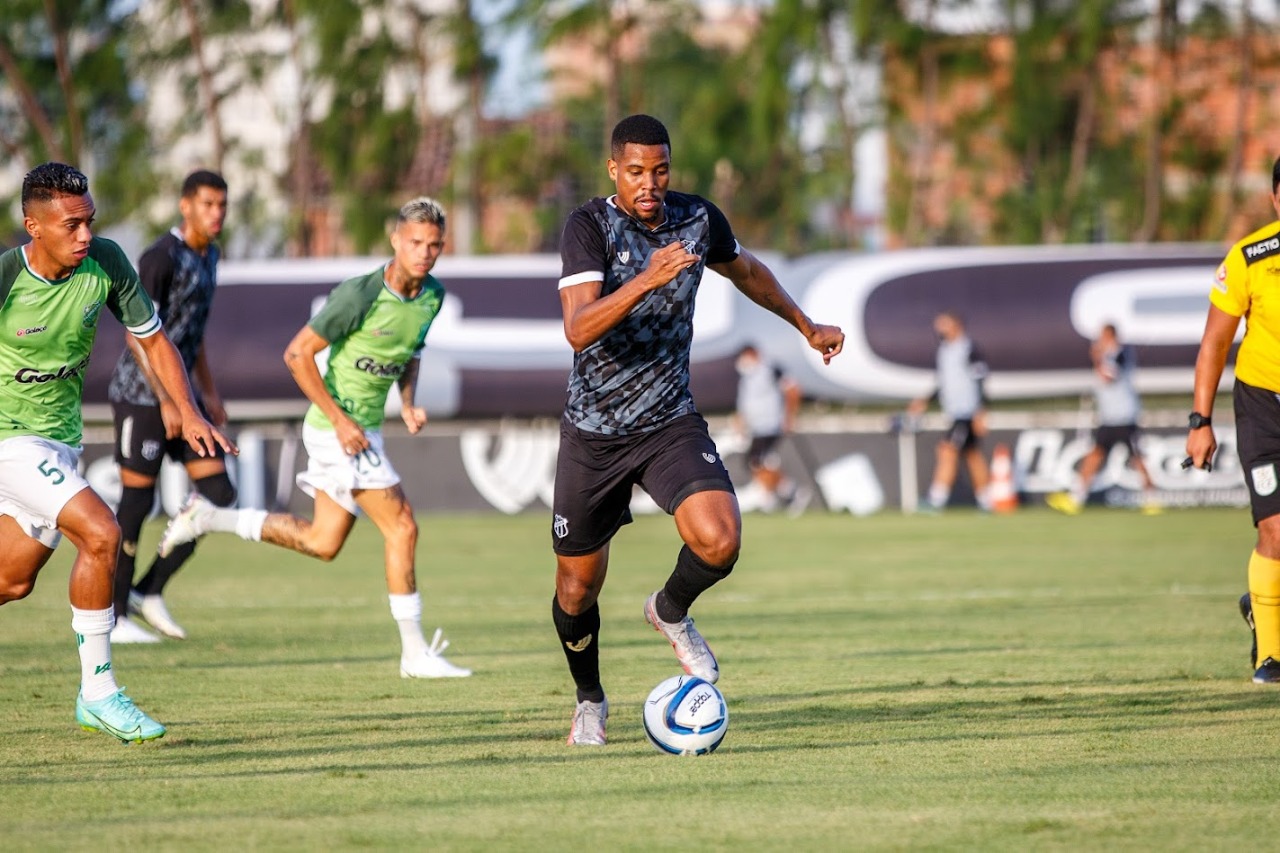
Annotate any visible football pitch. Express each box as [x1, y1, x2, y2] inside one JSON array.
[[1, 506, 1273, 850]]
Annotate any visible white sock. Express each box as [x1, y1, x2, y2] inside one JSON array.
[[203, 506, 267, 540], [72, 606, 119, 702], [928, 483, 950, 508], [235, 508, 268, 541], [389, 592, 429, 658], [1069, 480, 1088, 504]]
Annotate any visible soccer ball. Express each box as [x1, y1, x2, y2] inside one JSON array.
[[642, 674, 728, 756]]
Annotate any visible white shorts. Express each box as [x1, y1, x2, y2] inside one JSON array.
[[296, 423, 401, 515], [0, 435, 90, 549]]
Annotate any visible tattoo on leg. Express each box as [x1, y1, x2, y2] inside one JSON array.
[[262, 515, 323, 557]]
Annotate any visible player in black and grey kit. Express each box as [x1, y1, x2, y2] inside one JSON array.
[[908, 311, 991, 512], [552, 115, 845, 745], [107, 170, 234, 643]]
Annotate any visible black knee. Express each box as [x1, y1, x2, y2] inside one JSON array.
[[193, 471, 237, 508]]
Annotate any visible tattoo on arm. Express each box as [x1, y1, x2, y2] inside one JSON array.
[[399, 359, 420, 403]]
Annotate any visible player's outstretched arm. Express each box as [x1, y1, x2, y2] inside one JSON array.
[[193, 345, 227, 427], [1186, 304, 1240, 469], [135, 331, 238, 458], [710, 249, 844, 364], [123, 333, 183, 439], [283, 325, 368, 455]]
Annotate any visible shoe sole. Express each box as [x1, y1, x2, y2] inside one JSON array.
[[77, 720, 165, 743], [79, 724, 164, 743]]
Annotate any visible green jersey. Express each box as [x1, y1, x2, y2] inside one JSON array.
[[304, 266, 445, 431], [0, 238, 158, 445]]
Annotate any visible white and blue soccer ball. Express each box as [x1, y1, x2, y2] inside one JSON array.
[[642, 674, 728, 756]]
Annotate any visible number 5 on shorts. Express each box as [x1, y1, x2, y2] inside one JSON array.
[[38, 459, 65, 485]]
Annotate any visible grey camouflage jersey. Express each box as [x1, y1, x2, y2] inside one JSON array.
[[108, 229, 219, 406], [557, 191, 740, 435]]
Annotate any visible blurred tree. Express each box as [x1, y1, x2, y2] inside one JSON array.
[[0, 0, 152, 235], [130, 0, 253, 176], [996, 0, 1146, 244], [1134, 0, 1178, 241]]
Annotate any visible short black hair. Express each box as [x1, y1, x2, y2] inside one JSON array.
[[1272, 155, 1280, 195], [21, 162, 89, 213], [182, 169, 228, 198], [611, 114, 670, 159]]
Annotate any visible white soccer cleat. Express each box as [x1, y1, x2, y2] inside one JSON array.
[[110, 615, 161, 645], [644, 591, 720, 684], [400, 628, 472, 678], [567, 698, 608, 746], [157, 493, 215, 558], [134, 594, 187, 640]]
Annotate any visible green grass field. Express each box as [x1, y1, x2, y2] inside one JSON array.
[[0, 506, 1273, 850]]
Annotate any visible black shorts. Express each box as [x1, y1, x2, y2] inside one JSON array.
[[112, 401, 224, 477], [1094, 424, 1140, 455], [746, 434, 782, 469], [1234, 380, 1280, 526], [551, 413, 735, 556], [942, 419, 979, 452]]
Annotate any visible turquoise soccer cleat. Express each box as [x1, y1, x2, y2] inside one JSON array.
[[76, 689, 166, 743]]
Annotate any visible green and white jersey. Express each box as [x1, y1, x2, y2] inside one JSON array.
[[304, 267, 445, 431], [0, 238, 158, 445]]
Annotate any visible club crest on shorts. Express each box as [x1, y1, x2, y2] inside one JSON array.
[[553, 514, 569, 538], [141, 439, 161, 461], [1252, 463, 1278, 497], [702, 452, 716, 464]]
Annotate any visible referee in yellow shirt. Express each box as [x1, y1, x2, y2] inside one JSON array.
[[1188, 154, 1280, 683]]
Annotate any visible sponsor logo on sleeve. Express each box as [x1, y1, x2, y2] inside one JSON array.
[[1214, 263, 1229, 293]]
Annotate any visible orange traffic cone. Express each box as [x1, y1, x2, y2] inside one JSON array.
[[988, 443, 1018, 514]]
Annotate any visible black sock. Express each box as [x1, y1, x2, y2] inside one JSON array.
[[137, 472, 236, 597], [135, 542, 196, 596], [656, 545, 736, 624], [552, 596, 604, 703], [113, 486, 154, 622]]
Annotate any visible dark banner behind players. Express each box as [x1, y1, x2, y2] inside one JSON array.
[[83, 245, 1228, 419]]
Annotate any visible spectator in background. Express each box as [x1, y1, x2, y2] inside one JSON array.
[[108, 169, 233, 644], [733, 344, 810, 514], [907, 311, 991, 512], [1047, 324, 1162, 515]]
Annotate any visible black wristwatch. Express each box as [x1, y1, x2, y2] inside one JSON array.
[[1188, 412, 1213, 429]]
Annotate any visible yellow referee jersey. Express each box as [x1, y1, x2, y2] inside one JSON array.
[[1212, 220, 1280, 393]]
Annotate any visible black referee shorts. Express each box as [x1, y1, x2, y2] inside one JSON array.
[[1235, 380, 1280, 526], [551, 413, 735, 556]]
